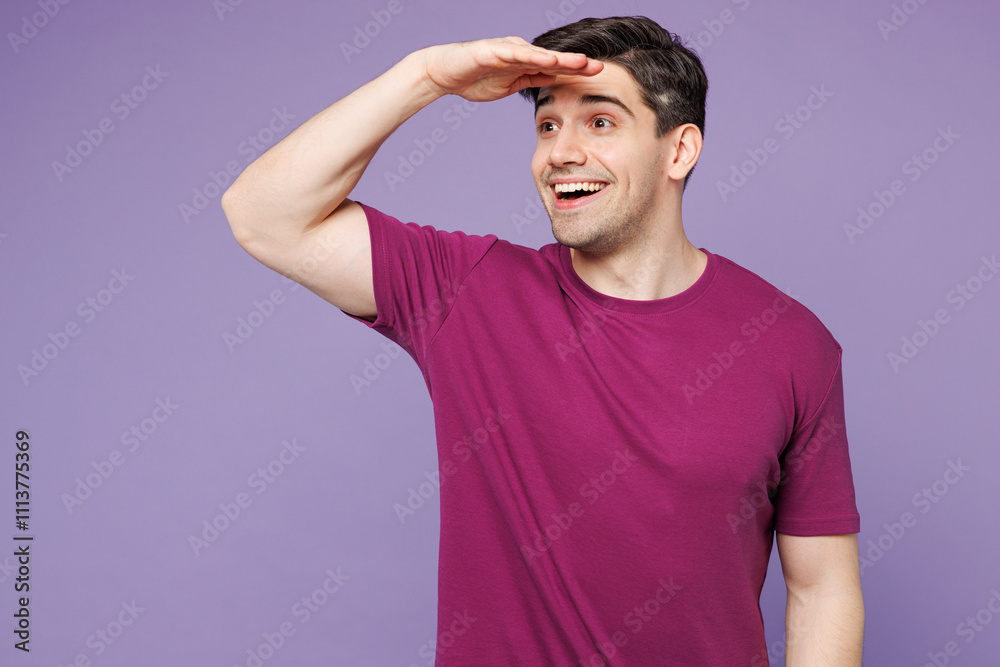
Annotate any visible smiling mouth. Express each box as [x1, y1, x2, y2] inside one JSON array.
[[553, 181, 607, 201]]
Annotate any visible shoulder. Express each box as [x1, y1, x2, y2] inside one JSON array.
[[711, 252, 842, 364]]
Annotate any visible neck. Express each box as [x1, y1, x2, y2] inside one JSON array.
[[569, 219, 707, 301]]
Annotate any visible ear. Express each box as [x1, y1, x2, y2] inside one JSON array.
[[665, 124, 703, 184]]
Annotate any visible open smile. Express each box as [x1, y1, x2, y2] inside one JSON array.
[[550, 181, 609, 210]]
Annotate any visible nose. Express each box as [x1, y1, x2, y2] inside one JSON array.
[[547, 125, 586, 168]]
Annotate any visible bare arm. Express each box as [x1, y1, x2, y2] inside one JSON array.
[[220, 38, 602, 319], [776, 533, 864, 666]]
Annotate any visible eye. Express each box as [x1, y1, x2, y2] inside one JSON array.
[[593, 117, 613, 129], [537, 121, 556, 134]]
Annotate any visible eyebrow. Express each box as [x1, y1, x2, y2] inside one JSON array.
[[534, 93, 636, 119]]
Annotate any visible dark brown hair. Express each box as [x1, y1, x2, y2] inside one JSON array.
[[519, 16, 708, 188]]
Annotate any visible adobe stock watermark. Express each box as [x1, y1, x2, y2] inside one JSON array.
[[406, 610, 478, 667], [748, 610, 810, 667], [279, 230, 342, 287], [16, 267, 135, 386], [844, 126, 959, 244], [510, 192, 546, 235], [877, 0, 934, 41], [543, 0, 586, 29], [231, 567, 349, 667], [921, 586, 1000, 667], [687, 0, 752, 56], [56, 600, 145, 666], [393, 469, 447, 524], [554, 299, 621, 362], [859, 458, 970, 577], [716, 84, 833, 202], [580, 577, 683, 667], [384, 99, 480, 192], [682, 291, 795, 403], [61, 397, 180, 514], [520, 449, 640, 565], [51, 66, 169, 182], [213, 0, 249, 21], [393, 406, 513, 524], [726, 414, 845, 533], [188, 438, 306, 557], [222, 279, 300, 353], [350, 340, 403, 395], [7, 0, 73, 54], [0, 556, 20, 586], [887, 254, 997, 373], [339, 0, 412, 62], [350, 281, 469, 395], [180, 106, 295, 224]]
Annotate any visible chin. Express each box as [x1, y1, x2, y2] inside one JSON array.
[[552, 226, 607, 253]]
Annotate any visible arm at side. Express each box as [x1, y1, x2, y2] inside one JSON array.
[[776, 532, 864, 667]]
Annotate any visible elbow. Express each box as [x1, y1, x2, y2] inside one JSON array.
[[221, 186, 255, 248], [221, 187, 276, 266], [220, 183, 242, 224]]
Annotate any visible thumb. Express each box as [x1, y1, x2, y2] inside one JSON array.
[[512, 72, 557, 94]]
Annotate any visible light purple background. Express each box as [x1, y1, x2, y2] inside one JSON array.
[[2, 0, 998, 665]]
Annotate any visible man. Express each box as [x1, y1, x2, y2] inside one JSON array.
[[221, 15, 863, 666]]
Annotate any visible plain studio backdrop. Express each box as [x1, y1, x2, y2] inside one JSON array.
[[1, 0, 998, 665]]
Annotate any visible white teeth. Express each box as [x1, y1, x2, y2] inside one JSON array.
[[554, 182, 606, 193]]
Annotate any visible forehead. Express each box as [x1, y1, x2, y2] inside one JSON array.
[[534, 61, 643, 115]]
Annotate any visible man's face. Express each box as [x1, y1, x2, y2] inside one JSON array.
[[531, 62, 673, 253]]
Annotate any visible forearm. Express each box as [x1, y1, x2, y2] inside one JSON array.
[[222, 48, 443, 242], [784, 585, 864, 666]]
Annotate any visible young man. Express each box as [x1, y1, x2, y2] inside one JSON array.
[[222, 16, 863, 666]]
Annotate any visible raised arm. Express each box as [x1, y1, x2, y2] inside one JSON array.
[[220, 38, 602, 320]]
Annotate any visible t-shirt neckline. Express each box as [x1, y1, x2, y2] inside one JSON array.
[[557, 244, 718, 315]]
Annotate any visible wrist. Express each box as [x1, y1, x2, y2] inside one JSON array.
[[400, 46, 450, 105]]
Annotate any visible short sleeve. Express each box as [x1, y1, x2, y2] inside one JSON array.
[[772, 350, 861, 535], [339, 202, 497, 367]]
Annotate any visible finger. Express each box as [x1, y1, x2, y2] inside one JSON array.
[[492, 44, 559, 66], [498, 59, 603, 78], [494, 45, 593, 72], [507, 72, 558, 95], [500, 36, 583, 60]]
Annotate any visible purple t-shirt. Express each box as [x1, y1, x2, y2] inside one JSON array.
[[343, 202, 860, 666]]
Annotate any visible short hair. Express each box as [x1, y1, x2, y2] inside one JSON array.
[[518, 16, 708, 188]]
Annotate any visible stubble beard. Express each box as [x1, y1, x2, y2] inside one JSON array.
[[549, 200, 639, 255], [546, 178, 655, 255], [544, 158, 663, 256]]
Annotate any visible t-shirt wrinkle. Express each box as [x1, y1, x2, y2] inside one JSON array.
[[790, 349, 843, 439], [425, 235, 499, 354]]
